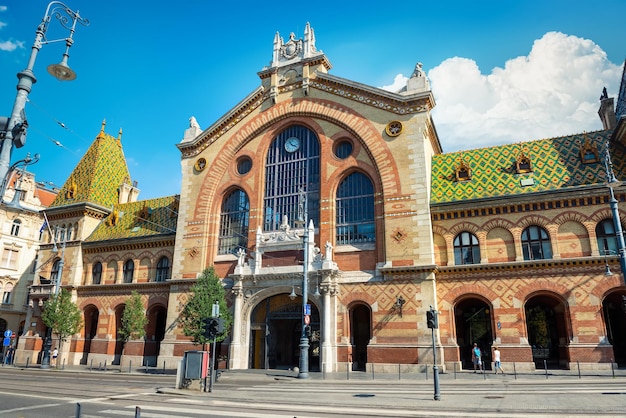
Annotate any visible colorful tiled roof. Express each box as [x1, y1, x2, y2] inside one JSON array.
[[86, 195, 179, 242], [49, 123, 131, 208], [430, 130, 624, 204]]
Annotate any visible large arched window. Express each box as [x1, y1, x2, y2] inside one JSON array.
[[123, 259, 134, 283], [264, 125, 320, 231], [596, 219, 625, 255], [155, 256, 170, 282], [336, 172, 375, 245], [521, 225, 552, 260], [92, 262, 102, 285], [218, 189, 250, 255], [453, 232, 480, 265]]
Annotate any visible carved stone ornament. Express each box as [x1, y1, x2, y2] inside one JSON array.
[[385, 121, 403, 137], [280, 32, 303, 60], [194, 158, 207, 172]]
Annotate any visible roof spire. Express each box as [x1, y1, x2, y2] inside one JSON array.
[[118, 128, 123, 141]]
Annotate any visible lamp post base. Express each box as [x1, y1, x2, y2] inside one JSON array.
[[41, 330, 52, 369], [297, 337, 310, 379]]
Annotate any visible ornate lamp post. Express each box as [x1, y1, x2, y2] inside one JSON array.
[[0, 1, 88, 191], [603, 140, 626, 283], [41, 227, 66, 368]]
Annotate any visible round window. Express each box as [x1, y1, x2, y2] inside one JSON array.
[[334, 140, 353, 159], [237, 157, 252, 175]]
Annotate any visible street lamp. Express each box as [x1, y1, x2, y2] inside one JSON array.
[[0, 2, 88, 192], [41, 226, 66, 368], [603, 139, 626, 284]]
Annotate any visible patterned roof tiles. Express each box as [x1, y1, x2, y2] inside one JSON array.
[[49, 127, 131, 208], [86, 195, 179, 242], [431, 130, 624, 204]]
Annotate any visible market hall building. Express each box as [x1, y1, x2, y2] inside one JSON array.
[[15, 24, 626, 372]]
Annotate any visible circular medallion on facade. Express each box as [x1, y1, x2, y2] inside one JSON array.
[[194, 157, 207, 172], [385, 121, 403, 137], [285, 137, 301, 152]]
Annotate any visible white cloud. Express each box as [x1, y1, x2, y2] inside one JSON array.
[[0, 39, 21, 51], [380, 74, 408, 92], [385, 32, 623, 152]]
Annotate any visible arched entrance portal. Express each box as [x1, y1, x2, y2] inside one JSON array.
[[249, 294, 320, 371], [602, 290, 626, 366], [350, 304, 371, 371], [81, 305, 99, 365], [454, 298, 493, 370], [525, 294, 569, 369], [143, 305, 167, 366]]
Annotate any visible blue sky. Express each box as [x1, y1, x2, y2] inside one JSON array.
[[0, 1, 625, 199]]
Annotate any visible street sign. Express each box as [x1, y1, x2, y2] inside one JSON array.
[[304, 314, 310, 325], [304, 304, 311, 315], [2, 338, 9, 347], [3, 330, 11, 338]]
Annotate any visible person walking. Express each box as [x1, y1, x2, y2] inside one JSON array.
[[51, 347, 58, 368], [471, 343, 482, 373], [493, 346, 504, 374]]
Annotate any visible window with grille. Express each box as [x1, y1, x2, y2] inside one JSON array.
[[521, 225, 552, 260], [218, 189, 250, 255], [155, 256, 170, 282], [336, 172, 375, 245], [92, 262, 102, 285], [264, 125, 320, 231], [596, 219, 625, 255], [453, 232, 480, 264], [123, 259, 134, 283], [1, 248, 19, 270]]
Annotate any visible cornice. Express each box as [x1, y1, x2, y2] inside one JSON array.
[[82, 236, 175, 254], [76, 281, 172, 296], [437, 257, 608, 278]]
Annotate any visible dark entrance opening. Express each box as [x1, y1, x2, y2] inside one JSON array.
[[80, 305, 99, 365], [143, 305, 167, 366], [603, 291, 626, 366], [525, 294, 569, 369], [249, 294, 320, 371], [350, 304, 371, 371], [454, 298, 493, 370], [113, 304, 125, 365]]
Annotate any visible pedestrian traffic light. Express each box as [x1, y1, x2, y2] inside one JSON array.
[[426, 309, 438, 329]]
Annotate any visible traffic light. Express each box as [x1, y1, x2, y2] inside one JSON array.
[[203, 317, 225, 339], [426, 309, 438, 329]]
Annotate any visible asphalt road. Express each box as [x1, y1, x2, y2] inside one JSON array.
[[0, 367, 625, 417]]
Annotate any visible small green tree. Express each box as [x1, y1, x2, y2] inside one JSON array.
[[118, 291, 148, 349], [42, 288, 83, 352], [179, 267, 232, 345]]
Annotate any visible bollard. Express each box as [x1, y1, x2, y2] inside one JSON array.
[[544, 359, 548, 379], [425, 364, 428, 380], [75, 402, 81, 418], [347, 362, 350, 380], [577, 361, 581, 379], [135, 406, 141, 418], [25, 357, 29, 369], [89, 359, 93, 372], [483, 362, 486, 380], [454, 362, 457, 380], [513, 362, 517, 380], [371, 364, 375, 380], [99, 362, 102, 371], [398, 363, 401, 381], [129, 360, 132, 374], [163, 361, 166, 373], [104, 360, 107, 372], [323, 363, 326, 380], [62, 358, 65, 370], [611, 360, 615, 379]]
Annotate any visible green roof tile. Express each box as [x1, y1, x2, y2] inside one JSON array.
[[431, 130, 623, 204], [86, 195, 179, 242], [50, 125, 131, 208]]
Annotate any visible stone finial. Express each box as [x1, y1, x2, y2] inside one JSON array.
[[182, 116, 203, 143]]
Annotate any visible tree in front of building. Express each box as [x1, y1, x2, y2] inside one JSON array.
[[179, 267, 232, 346], [118, 291, 148, 352], [41, 288, 83, 353]]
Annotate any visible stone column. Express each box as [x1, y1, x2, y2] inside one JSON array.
[[229, 278, 244, 369]]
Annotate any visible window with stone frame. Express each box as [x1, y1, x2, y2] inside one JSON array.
[[10, 220, 20, 237], [123, 259, 134, 283], [1, 248, 19, 270], [218, 189, 250, 255], [596, 219, 625, 255], [453, 231, 481, 265], [92, 262, 102, 285], [336, 172, 375, 245], [155, 256, 170, 282], [521, 225, 552, 260]]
